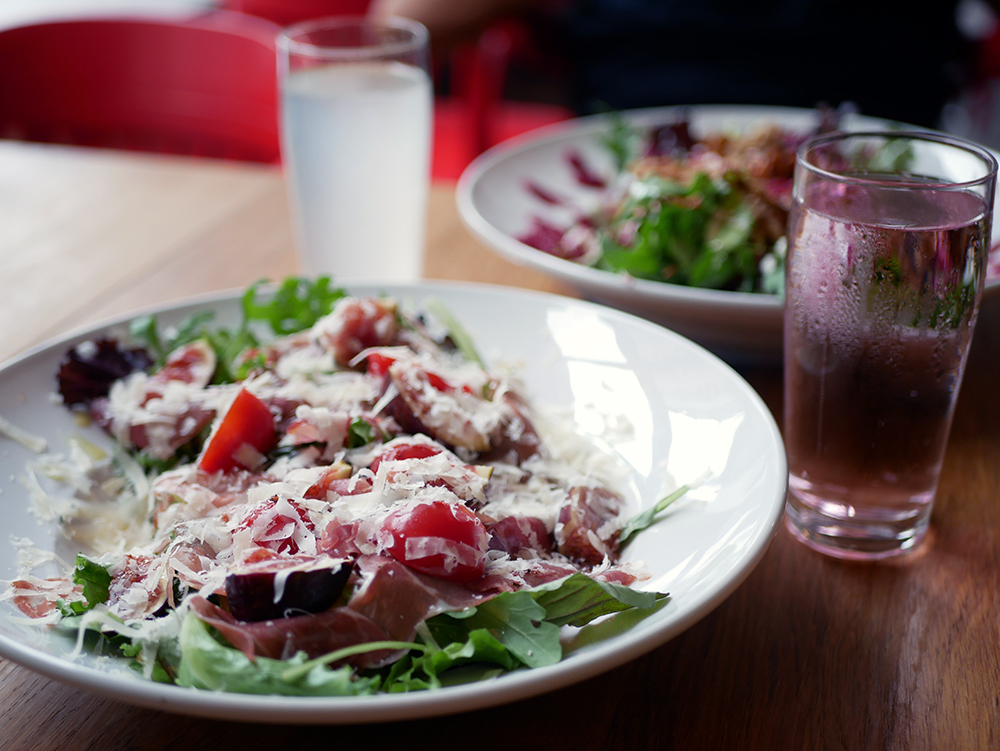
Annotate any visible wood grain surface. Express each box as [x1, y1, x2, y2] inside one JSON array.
[[0, 140, 998, 751]]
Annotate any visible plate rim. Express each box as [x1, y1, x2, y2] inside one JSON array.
[[0, 280, 788, 723]]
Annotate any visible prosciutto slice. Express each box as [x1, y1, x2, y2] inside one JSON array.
[[347, 555, 489, 642], [188, 597, 396, 668]]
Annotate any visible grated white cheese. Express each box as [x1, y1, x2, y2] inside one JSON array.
[[0, 414, 47, 454]]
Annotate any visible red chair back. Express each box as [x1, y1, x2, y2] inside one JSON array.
[[0, 13, 283, 163], [225, 0, 370, 26]]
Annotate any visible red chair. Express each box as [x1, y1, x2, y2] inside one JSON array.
[[432, 19, 573, 180], [226, 0, 370, 26], [222, 0, 574, 180], [0, 12, 282, 163]]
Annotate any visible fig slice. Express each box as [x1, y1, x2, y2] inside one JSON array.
[[225, 557, 353, 623]]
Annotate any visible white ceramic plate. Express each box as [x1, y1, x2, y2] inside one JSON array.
[[0, 281, 786, 723], [457, 105, 1000, 364]]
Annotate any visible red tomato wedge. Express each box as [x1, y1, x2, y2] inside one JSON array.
[[364, 352, 471, 395], [199, 388, 277, 474], [382, 500, 489, 583], [368, 442, 442, 474], [364, 352, 395, 378]]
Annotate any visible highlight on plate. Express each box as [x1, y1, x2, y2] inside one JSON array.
[[1, 277, 683, 697]]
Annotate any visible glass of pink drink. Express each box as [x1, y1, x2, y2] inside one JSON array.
[[784, 131, 997, 560]]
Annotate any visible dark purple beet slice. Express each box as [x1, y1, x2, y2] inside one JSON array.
[[566, 150, 606, 188], [57, 338, 153, 406], [644, 118, 696, 157], [225, 559, 353, 623]]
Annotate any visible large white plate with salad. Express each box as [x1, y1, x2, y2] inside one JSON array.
[[457, 105, 1000, 364], [0, 280, 786, 723]]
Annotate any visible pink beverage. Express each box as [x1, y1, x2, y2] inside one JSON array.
[[784, 172, 991, 558]]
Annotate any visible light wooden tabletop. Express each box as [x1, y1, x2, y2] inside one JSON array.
[[1, 139, 999, 750]]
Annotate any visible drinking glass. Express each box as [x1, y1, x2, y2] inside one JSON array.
[[783, 131, 997, 560], [277, 17, 432, 281]]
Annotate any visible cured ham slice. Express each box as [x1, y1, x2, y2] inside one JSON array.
[[347, 555, 489, 642], [555, 486, 624, 566], [189, 596, 396, 668]]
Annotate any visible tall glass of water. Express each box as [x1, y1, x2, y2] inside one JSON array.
[[783, 131, 997, 560], [277, 17, 432, 281]]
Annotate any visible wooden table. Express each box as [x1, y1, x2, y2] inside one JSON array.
[[1, 140, 999, 750]]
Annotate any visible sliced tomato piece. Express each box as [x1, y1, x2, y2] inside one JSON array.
[[154, 339, 216, 386], [368, 442, 443, 474], [199, 388, 277, 474], [381, 500, 489, 583], [234, 495, 314, 555], [364, 352, 396, 378], [366, 353, 472, 397]]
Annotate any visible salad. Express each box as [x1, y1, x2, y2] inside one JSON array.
[[3, 278, 680, 697], [519, 108, 849, 295]]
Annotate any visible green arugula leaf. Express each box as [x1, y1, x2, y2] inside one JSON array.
[[241, 276, 345, 336], [619, 485, 690, 548], [433, 590, 559, 669], [563, 594, 670, 657], [129, 311, 216, 368], [596, 166, 773, 292], [206, 327, 260, 384], [600, 111, 641, 173], [347, 417, 376, 448], [381, 629, 516, 692], [53, 609, 140, 661], [423, 297, 484, 366], [426, 573, 668, 671], [72, 554, 112, 610], [176, 612, 380, 696], [527, 572, 667, 627], [132, 277, 347, 385]]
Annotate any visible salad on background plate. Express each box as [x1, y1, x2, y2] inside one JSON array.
[[457, 104, 1000, 362], [0, 279, 786, 723]]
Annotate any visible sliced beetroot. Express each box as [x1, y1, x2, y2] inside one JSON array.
[[644, 118, 696, 157], [566, 149, 607, 188], [517, 216, 570, 254], [57, 338, 153, 406], [224, 559, 352, 622]]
